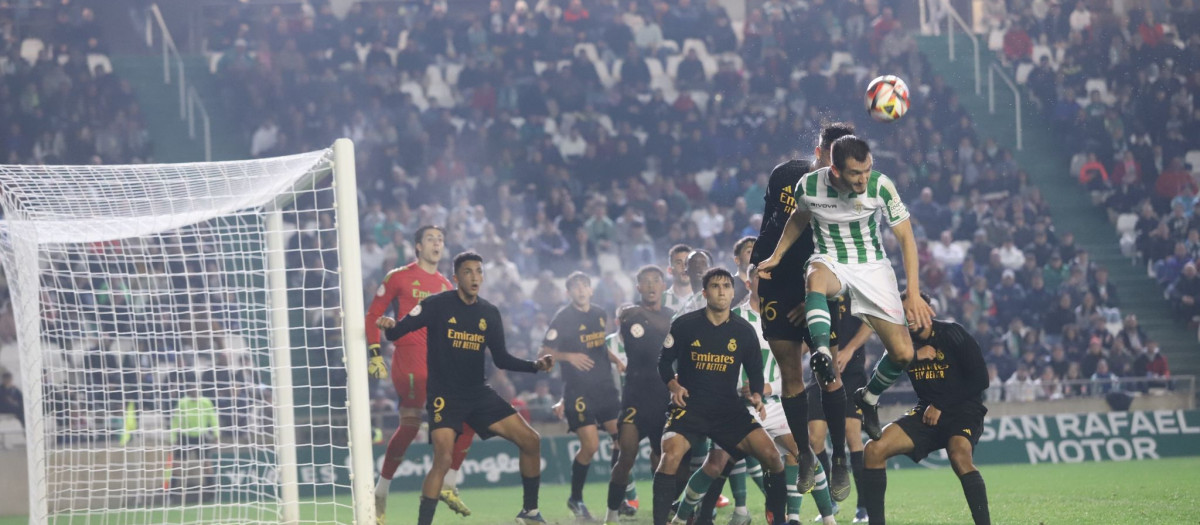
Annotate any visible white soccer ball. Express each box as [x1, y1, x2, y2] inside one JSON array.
[[865, 75, 910, 123]]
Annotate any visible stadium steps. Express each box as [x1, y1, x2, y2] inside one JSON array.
[[109, 55, 244, 162], [917, 35, 1200, 379]]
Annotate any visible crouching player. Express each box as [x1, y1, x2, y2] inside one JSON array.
[[860, 293, 991, 525]]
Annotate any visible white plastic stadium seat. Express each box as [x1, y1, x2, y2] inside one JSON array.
[[665, 54, 682, 78], [207, 51, 223, 74], [610, 58, 623, 83], [20, 38, 44, 66], [700, 55, 717, 79], [987, 29, 1004, 52], [1016, 63, 1034, 84], [657, 40, 680, 55], [829, 51, 854, 74], [86, 53, 112, 75], [398, 30, 409, 51], [574, 42, 599, 63], [594, 59, 616, 88], [682, 38, 709, 59], [1186, 150, 1200, 176], [355, 43, 369, 64], [1032, 45, 1053, 66], [534, 60, 550, 75], [1115, 213, 1138, 236], [425, 65, 445, 85]]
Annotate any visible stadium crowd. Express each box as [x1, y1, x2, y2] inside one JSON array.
[[994, 0, 1200, 329], [0, 0, 1188, 444]]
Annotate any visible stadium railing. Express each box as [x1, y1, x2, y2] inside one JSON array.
[[144, 3, 211, 161], [988, 61, 1023, 150]]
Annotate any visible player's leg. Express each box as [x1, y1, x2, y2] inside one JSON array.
[[607, 419, 642, 523], [726, 459, 751, 521], [820, 330, 850, 501], [736, 429, 788, 525], [771, 338, 817, 493], [377, 369, 427, 520], [439, 425, 475, 516], [676, 447, 729, 523], [860, 423, 916, 525], [803, 262, 844, 383], [416, 428, 457, 525], [487, 413, 546, 522], [947, 436, 990, 525], [854, 317, 914, 440], [570, 422, 601, 514], [845, 416, 868, 523], [655, 432, 693, 525]]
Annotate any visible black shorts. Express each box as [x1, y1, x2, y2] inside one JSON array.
[[620, 400, 669, 454], [428, 386, 517, 440], [663, 403, 761, 460], [565, 389, 620, 432], [841, 370, 867, 420], [758, 272, 809, 342], [893, 405, 985, 463]]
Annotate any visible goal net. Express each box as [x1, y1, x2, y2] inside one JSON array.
[[0, 139, 374, 524]]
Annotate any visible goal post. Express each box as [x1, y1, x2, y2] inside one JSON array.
[[0, 139, 374, 524]]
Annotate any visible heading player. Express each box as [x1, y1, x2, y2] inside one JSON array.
[[758, 136, 934, 442], [751, 123, 858, 495], [540, 272, 621, 520], [365, 226, 473, 521], [652, 268, 788, 525], [605, 265, 674, 525], [377, 252, 554, 525], [860, 293, 991, 525]]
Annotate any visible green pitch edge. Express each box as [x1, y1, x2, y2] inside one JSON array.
[[109, 54, 245, 162], [917, 35, 1199, 378]]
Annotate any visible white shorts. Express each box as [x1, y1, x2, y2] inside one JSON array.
[[751, 400, 790, 441], [807, 254, 906, 326]]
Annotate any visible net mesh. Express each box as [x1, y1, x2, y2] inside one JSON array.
[[0, 149, 365, 524]]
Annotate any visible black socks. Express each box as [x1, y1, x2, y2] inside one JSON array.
[[416, 496, 437, 525], [570, 459, 589, 501], [822, 386, 847, 460], [959, 470, 991, 525], [782, 391, 810, 452], [652, 472, 677, 525], [860, 468, 886, 525], [522, 475, 540, 512]]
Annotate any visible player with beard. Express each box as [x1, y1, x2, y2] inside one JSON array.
[[750, 124, 858, 496], [663, 244, 694, 311], [604, 265, 674, 524], [541, 272, 622, 520]]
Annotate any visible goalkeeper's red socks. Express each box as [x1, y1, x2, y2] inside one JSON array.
[[450, 425, 475, 470], [380, 423, 421, 480]]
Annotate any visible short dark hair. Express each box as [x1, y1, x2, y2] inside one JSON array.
[[452, 251, 483, 273], [831, 135, 871, 172], [734, 236, 756, 256], [565, 271, 591, 289], [414, 225, 444, 246], [670, 244, 692, 259], [636, 265, 666, 282], [819, 122, 856, 150], [701, 267, 734, 289]]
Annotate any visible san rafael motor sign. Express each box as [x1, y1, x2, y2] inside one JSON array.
[[888, 409, 1200, 469]]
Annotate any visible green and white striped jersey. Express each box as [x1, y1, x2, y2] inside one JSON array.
[[795, 167, 909, 265], [671, 291, 705, 320], [607, 332, 625, 390], [732, 302, 782, 397]]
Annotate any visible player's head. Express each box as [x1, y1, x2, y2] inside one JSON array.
[[701, 267, 735, 313], [814, 122, 856, 169], [830, 135, 872, 194], [669, 244, 692, 284], [733, 236, 756, 271], [565, 271, 593, 307], [413, 225, 445, 264], [635, 265, 667, 306], [452, 251, 485, 299], [685, 250, 712, 292]]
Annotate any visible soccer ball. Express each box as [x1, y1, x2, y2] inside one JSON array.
[[865, 75, 910, 123]]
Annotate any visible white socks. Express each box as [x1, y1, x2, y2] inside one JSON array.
[[374, 476, 391, 499], [443, 468, 459, 491], [862, 390, 880, 405]]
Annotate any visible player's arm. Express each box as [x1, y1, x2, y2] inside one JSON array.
[[881, 176, 932, 329], [539, 315, 593, 371], [658, 323, 687, 406], [758, 205, 812, 277], [381, 300, 433, 341], [836, 321, 871, 373], [365, 272, 402, 354], [489, 307, 552, 373]]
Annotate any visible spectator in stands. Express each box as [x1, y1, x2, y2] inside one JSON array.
[[1036, 366, 1063, 400], [1004, 363, 1038, 402], [1078, 152, 1109, 190], [1003, 20, 1033, 64], [1117, 314, 1148, 354], [994, 269, 1026, 327], [1144, 341, 1170, 379], [1155, 158, 1198, 204], [1090, 266, 1120, 308], [1090, 359, 1120, 394], [1080, 336, 1106, 378], [1154, 242, 1193, 288], [1168, 261, 1200, 322], [0, 371, 22, 428], [985, 339, 1016, 382]]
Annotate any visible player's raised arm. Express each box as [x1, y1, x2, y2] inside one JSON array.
[[485, 306, 545, 373]]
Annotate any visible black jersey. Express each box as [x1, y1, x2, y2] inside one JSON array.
[[543, 303, 614, 396], [836, 297, 867, 377], [750, 159, 817, 267], [907, 320, 990, 415], [658, 309, 764, 412], [385, 290, 539, 396], [617, 303, 674, 401]]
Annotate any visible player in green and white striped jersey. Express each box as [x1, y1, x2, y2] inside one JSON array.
[[757, 136, 934, 443], [672, 272, 838, 525]]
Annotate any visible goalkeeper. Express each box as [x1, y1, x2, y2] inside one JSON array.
[[366, 225, 474, 519], [170, 380, 218, 497]]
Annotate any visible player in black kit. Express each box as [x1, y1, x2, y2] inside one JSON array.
[[377, 252, 554, 525], [751, 122, 857, 495], [860, 293, 991, 525], [605, 265, 674, 524], [540, 271, 621, 520], [652, 268, 788, 525]]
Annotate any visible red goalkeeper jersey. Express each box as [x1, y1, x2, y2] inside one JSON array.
[[365, 262, 452, 370]]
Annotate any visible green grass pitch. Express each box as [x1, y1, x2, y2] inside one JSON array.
[[2, 458, 1196, 524]]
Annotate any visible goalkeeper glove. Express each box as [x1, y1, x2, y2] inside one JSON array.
[[368, 345, 388, 379]]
